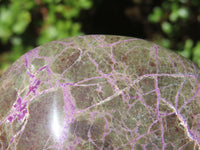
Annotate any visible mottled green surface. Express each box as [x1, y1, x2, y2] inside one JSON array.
[[0, 35, 200, 149]]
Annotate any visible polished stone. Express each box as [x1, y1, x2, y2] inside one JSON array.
[[0, 35, 200, 149]]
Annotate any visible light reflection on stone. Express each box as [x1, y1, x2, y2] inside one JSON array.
[[51, 108, 62, 140]]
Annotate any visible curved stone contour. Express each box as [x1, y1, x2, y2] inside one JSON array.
[[0, 35, 200, 150]]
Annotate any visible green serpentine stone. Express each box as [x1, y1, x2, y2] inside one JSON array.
[[0, 35, 200, 150]]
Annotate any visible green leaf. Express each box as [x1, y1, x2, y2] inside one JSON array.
[[178, 39, 193, 59], [161, 22, 173, 35], [161, 38, 171, 48], [79, 0, 93, 9], [192, 41, 200, 67], [169, 10, 179, 22], [148, 7, 163, 23], [184, 39, 193, 50], [178, 7, 189, 19]]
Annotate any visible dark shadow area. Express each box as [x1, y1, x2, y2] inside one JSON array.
[[79, 0, 147, 38]]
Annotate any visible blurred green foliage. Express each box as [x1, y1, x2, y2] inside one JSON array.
[[148, 0, 200, 67], [0, 0, 92, 72], [0, 0, 200, 76]]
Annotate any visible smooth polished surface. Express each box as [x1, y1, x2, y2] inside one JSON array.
[[0, 35, 200, 149]]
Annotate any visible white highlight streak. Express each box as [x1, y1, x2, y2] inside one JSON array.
[[51, 109, 62, 139]]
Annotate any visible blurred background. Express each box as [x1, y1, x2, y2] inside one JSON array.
[[0, 0, 200, 76]]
